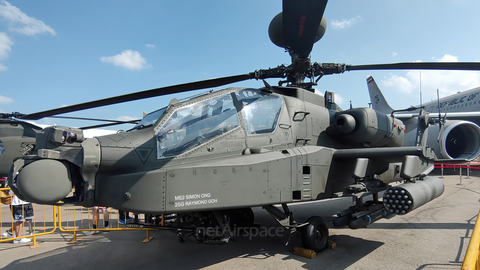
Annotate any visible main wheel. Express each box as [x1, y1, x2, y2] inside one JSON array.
[[302, 216, 329, 252]]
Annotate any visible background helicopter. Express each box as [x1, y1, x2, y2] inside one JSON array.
[[0, 113, 139, 179], [3, 0, 480, 252]]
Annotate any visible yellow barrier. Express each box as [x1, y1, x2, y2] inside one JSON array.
[[462, 210, 480, 270], [1, 187, 154, 247], [57, 206, 154, 243], [1, 188, 57, 248]]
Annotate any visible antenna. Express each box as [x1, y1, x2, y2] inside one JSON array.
[[419, 71, 422, 106], [436, 89, 443, 143]]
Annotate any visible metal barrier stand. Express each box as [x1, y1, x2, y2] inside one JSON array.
[[440, 162, 444, 178], [458, 166, 464, 186]]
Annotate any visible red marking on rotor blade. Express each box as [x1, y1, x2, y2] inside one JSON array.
[[298, 16, 306, 37]]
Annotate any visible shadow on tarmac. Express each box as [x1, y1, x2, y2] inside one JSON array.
[[2, 171, 477, 269], [1, 198, 385, 270]]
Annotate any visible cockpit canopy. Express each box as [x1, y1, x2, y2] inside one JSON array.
[[154, 89, 283, 158], [130, 107, 167, 131]]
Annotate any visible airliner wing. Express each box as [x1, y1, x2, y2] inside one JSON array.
[[392, 111, 480, 121]]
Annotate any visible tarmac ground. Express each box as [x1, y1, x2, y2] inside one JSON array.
[[1, 168, 479, 270]]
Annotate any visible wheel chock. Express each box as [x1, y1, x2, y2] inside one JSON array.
[[293, 246, 316, 259]]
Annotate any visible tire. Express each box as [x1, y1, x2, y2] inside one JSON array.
[[302, 216, 329, 252]]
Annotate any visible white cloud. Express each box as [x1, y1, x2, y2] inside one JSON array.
[[383, 74, 416, 94], [0, 32, 13, 70], [334, 93, 345, 105], [0, 32, 13, 59], [100, 50, 150, 70], [117, 116, 139, 121], [392, 52, 398, 57], [145, 44, 155, 48], [331, 16, 362, 29], [382, 54, 480, 100], [0, 94, 13, 104], [0, 1, 56, 36]]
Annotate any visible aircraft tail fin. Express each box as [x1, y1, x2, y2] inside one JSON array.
[[367, 76, 394, 114]]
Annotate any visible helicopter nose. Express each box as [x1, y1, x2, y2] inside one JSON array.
[[16, 159, 75, 204]]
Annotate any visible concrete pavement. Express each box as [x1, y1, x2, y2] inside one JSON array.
[[0, 169, 478, 270]]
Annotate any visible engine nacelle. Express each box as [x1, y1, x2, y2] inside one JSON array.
[[326, 107, 405, 147], [405, 120, 480, 159]]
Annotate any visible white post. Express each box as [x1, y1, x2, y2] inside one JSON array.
[[458, 165, 464, 186]]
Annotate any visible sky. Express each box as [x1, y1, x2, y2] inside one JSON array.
[[1, 0, 480, 130]]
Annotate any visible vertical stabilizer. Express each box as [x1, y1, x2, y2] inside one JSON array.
[[367, 76, 394, 114]]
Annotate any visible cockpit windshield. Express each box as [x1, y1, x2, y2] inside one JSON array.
[[156, 93, 240, 158], [129, 107, 167, 131], [236, 89, 283, 135]]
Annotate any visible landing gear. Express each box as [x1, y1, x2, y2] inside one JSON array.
[[263, 203, 330, 253], [132, 209, 257, 244], [223, 208, 255, 228], [302, 216, 329, 252]]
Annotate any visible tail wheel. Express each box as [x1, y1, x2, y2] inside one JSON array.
[[302, 216, 329, 252]]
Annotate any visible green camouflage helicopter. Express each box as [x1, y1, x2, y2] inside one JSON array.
[[3, 0, 479, 252]]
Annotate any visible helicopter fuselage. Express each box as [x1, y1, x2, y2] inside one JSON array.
[[11, 86, 426, 216]]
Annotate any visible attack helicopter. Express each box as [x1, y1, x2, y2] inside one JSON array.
[[4, 0, 480, 252]]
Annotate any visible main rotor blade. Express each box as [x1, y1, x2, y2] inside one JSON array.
[[283, 0, 327, 58], [48, 115, 140, 124], [79, 120, 139, 130], [20, 74, 253, 120], [347, 62, 480, 72]]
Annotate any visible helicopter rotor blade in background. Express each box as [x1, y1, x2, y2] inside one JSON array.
[[283, 0, 328, 58], [19, 74, 253, 120], [79, 120, 140, 130], [48, 115, 140, 124]]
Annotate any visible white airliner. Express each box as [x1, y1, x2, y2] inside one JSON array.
[[367, 76, 480, 160]]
